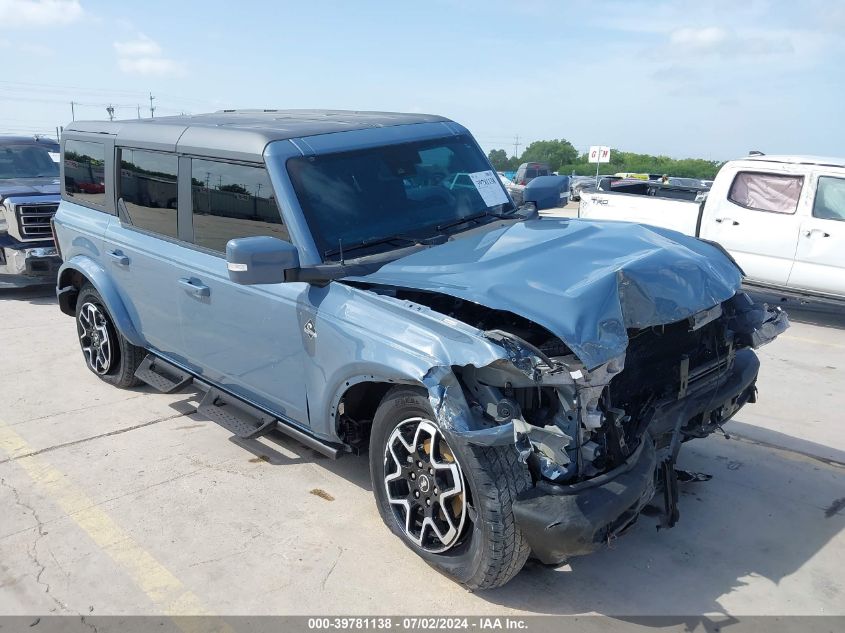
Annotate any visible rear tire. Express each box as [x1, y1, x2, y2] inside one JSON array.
[[75, 283, 144, 388], [370, 386, 531, 589]]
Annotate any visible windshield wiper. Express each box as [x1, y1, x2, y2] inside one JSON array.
[[324, 234, 421, 259], [435, 205, 521, 233], [435, 211, 492, 232]]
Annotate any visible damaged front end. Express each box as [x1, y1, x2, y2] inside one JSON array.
[[415, 290, 788, 565]]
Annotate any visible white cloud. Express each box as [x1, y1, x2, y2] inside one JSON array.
[[114, 34, 161, 58], [113, 34, 185, 77], [670, 26, 728, 49], [0, 0, 82, 27], [667, 25, 793, 58]]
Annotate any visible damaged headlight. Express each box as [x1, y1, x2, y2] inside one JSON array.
[[476, 329, 627, 483]]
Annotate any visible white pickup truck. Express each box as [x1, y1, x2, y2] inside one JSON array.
[[578, 155, 845, 301]]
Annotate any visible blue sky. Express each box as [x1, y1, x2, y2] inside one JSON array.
[[1, 0, 843, 160]]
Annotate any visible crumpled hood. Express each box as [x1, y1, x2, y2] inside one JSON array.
[[0, 177, 60, 200], [347, 218, 743, 369]]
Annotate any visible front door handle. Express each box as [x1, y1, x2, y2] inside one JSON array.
[[107, 250, 129, 266], [714, 217, 740, 226], [804, 228, 831, 238], [178, 277, 211, 298]]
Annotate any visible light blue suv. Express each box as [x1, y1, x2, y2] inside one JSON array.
[[53, 110, 787, 588]]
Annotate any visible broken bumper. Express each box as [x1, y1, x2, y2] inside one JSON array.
[[0, 244, 61, 287], [513, 438, 657, 565], [512, 347, 762, 566]]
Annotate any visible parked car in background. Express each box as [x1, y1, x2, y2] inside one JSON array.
[[569, 175, 597, 201], [668, 176, 713, 190], [497, 173, 515, 188], [54, 111, 785, 589], [0, 136, 62, 287], [498, 172, 525, 205], [597, 175, 710, 203], [579, 154, 845, 301], [514, 161, 551, 185]]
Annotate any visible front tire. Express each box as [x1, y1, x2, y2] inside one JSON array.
[[370, 387, 531, 589], [75, 283, 144, 388]]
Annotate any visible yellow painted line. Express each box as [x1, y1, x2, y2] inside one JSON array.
[[0, 421, 214, 620], [780, 334, 845, 350]]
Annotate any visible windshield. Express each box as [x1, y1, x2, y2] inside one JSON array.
[[287, 135, 514, 260], [0, 143, 59, 180]]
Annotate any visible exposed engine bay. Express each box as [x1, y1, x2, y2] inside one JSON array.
[[353, 283, 788, 491]]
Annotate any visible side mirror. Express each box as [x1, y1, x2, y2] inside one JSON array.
[[226, 236, 300, 285]]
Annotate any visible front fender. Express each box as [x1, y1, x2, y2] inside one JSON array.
[[326, 366, 426, 432], [57, 256, 146, 347]]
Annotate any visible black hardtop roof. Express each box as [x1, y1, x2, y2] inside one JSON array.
[[64, 109, 451, 162]]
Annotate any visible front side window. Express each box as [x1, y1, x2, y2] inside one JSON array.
[[191, 159, 287, 253], [287, 134, 512, 260], [728, 171, 803, 214], [64, 140, 106, 206], [813, 176, 845, 222], [119, 149, 178, 239]]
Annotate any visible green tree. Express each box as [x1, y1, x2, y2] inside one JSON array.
[[487, 149, 511, 171], [559, 148, 722, 179], [219, 183, 249, 194], [519, 139, 577, 171]]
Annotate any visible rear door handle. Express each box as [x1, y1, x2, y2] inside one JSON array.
[[178, 277, 211, 298], [107, 250, 130, 266], [714, 217, 739, 226], [804, 228, 831, 238]]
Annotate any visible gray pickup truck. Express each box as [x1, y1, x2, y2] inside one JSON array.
[[0, 136, 62, 287]]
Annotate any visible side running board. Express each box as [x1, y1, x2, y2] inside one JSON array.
[[135, 354, 193, 393], [198, 387, 277, 440], [134, 354, 342, 459]]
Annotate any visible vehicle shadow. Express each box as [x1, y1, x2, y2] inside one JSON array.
[[745, 288, 845, 330], [164, 382, 844, 617], [0, 284, 56, 305], [475, 431, 845, 616], [163, 387, 374, 492]]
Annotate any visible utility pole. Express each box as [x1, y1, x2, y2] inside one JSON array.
[[70, 101, 76, 121], [513, 134, 521, 159], [149, 92, 156, 118], [55, 126, 60, 141], [106, 105, 115, 121], [137, 104, 141, 119]]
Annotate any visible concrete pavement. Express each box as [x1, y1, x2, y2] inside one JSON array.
[[0, 285, 842, 616]]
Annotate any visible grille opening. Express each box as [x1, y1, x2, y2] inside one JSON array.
[[15, 204, 59, 240]]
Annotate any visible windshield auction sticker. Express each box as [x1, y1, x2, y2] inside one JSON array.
[[469, 170, 509, 207]]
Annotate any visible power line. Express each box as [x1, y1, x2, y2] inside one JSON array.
[[0, 80, 214, 109]]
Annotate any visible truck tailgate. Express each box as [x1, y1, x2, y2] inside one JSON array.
[[578, 191, 701, 236]]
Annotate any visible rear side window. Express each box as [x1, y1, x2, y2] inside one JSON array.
[[191, 158, 287, 253], [119, 149, 179, 239], [728, 172, 803, 214], [64, 140, 106, 207], [813, 176, 845, 222]]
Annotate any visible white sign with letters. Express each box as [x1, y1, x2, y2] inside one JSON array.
[[588, 146, 611, 164], [469, 170, 509, 207]]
